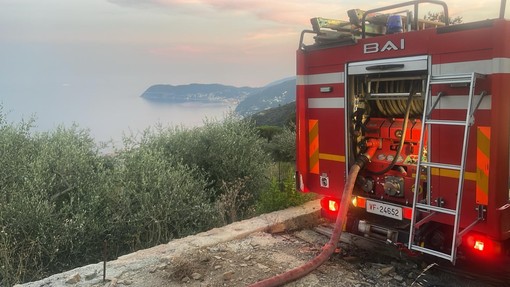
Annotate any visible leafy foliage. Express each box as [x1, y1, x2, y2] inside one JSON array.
[[0, 121, 113, 284], [145, 115, 270, 209], [257, 125, 283, 143], [110, 140, 219, 251], [256, 165, 315, 214], [250, 102, 296, 127], [0, 110, 273, 285], [255, 124, 314, 213], [0, 103, 312, 285], [264, 125, 296, 162]]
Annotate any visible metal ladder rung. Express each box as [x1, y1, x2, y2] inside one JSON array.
[[429, 74, 475, 85], [410, 245, 453, 261], [429, 78, 472, 85], [415, 203, 457, 215], [419, 161, 462, 171], [425, 119, 466, 126]]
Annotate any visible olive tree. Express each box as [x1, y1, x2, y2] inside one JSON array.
[[146, 115, 272, 220]]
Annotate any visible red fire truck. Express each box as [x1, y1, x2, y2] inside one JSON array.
[[296, 0, 510, 264]]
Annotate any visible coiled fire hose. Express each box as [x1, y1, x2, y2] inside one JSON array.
[[369, 90, 415, 176], [249, 142, 378, 287]]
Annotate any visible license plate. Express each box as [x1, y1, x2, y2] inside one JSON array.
[[366, 200, 403, 220]]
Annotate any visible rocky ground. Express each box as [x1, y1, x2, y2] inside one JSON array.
[[17, 201, 504, 287], [89, 229, 493, 287]]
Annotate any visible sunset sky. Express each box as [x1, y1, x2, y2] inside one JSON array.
[[1, 0, 507, 90]]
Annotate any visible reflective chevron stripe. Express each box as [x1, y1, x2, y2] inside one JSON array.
[[308, 119, 319, 174], [476, 126, 490, 205]]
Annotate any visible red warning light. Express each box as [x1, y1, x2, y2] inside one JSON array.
[[474, 240, 485, 251], [320, 197, 340, 213], [465, 233, 503, 256], [328, 200, 339, 212]]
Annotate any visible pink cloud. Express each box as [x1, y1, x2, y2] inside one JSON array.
[[201, 0, 332, 25], [147, 38, 293, 67], [244, 28, 296, 41], [108, 0, 340, 25]]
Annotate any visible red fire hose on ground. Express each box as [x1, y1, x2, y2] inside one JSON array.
[[249, 139, 378, 287]]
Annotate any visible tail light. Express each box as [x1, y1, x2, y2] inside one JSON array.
[[464, 233, 502, 256], [328, 200, 339, 212], [473, 240, 485, 251], [320, 197, 340, 213]]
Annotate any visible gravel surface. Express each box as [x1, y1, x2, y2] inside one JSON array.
[[94, 229, 494, 287], [16, 200, 503, 287]]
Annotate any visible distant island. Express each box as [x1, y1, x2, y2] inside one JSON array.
[[140, 77, 296, 116]]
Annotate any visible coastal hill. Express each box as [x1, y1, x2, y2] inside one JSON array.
[[141, 77, 296, 116], [235, 77, 295, 116], [140, 83, 258, 104], [250, 101, 296, 127]]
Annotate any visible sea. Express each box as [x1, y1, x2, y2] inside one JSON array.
[[0, 84, 233, 147]]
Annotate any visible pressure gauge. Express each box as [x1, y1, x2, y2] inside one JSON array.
[[377, 154, 386, 160], [387, 155, 394, 161]]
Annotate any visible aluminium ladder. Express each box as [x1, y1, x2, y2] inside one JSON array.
[[408, 72, 487, 263]]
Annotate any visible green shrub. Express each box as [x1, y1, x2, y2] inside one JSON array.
[[257, 125, 282, 142], [255, 164, 315, 214], [262, 125, 296, 162], [215, 176, 254, 224], [0, 123, 112, 284], [0, 110, 283, 286], [145, 115, 271, 216], [111, 137, 220, 250]]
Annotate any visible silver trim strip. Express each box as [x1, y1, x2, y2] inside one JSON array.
[[297, 72, 344, 85], [308, 97, 344, 109], [297, 58, 510, 87], [432, 58, 510, 75]]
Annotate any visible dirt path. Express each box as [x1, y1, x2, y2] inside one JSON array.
[[103, 229, 486, 287], [17, 200, 498, 287]]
